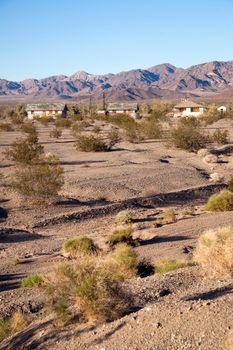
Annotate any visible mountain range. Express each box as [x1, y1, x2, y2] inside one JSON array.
[[1, 60, 233, 102]]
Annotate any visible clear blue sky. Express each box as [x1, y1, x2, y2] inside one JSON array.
[[1, 0, 233, 81]]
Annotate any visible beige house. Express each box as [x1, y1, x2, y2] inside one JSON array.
[[174, 100, 204, 117], [106, 102, 139, 119], [26, 103, 68, 119]]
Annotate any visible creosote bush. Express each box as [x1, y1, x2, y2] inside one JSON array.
[[212, 129, 229, 144], [13, 156, 64, 203], [63, 236, 98, 257], [55, 117, 71, 128], [194, 226, 233, 277], [5, 136, 44, 165], [21, 122, 37, 135], [155, 258, 194, 274], [106, 226, 139, 247], [171, 118, 209, 152], [0, 122, 14, 131], [206, 190, 233, 211], [21, 274, 44, 288], [50, 128, 62, 139], [75, 134, 112, 152], [140, 117, 162, 139]]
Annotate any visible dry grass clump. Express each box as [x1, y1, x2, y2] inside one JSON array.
[[21, 274, 44, 288], [0, 312, 30, 342], [209, 172, 224, 183], [228, 178, 233, 192], [202, 154, 218, 164], [163, 209, 177, 223], [106, 226, 140, 247], [154, 258, 193, 274], [63, 236, 98, 258], [45, 254, 132, 325], [206, 190, 233, 211], [115, 209, 135, 224], [103, 243, 138, 281], [193, 226, 233, 277]]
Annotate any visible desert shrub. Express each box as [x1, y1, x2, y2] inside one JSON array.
[[107, 129, 120, 148], [74, 134, 111, 152], [5, 137, 44, 165], [21, 122, 37, 135], [45, 255, 131, 324], [124, 124, 143, 143], [93, 125, 101, 134], [155, 258, 193, 274], [209, 172, 224, 183], [163, 209, 177, 223], [0, 122, 13, 131], [228, 178, 233, 192], [0, 312, 29, 342], [107, 114, 136, 130], [102, 243, 138, 281], [206, 190, 233, 211], [202, 154, 218, 164], [50, 128, 62, 139], [106, 226, 139, 247], [37, 115, 54, 126], [140, 118, 162, 139], [63, 236, 98, 257], [212, 129, 229, 144], [193, 226, 233, 277], [13, 156, 64, 202], [115, 209, 135, 224], [55, 117, 71, 128], [201, 106, 224, 126], [171, 119, 209, 152], [72, 120, 91, 134], [21, 274, 44, 288]]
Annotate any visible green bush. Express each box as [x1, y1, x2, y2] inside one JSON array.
[[212, 129, 229, 144], [50, 128, 62, 139], [206, 190, 233, 211], [21, 122, 37, 135], [5, 137, 44, 165], [21, 274, 44, 288], [45, 255, 131, 324], [55, 117, 71, 128], [13, 156, 64, 203], [75, 134, 111, 152], [228, 178, 233, 192], [171, 120, 209, 152], [106, 226, 139, 247], [141, 118, 162, 139], [63, 236, 98, 257]]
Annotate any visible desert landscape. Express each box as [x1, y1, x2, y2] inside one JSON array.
[[0, 102, 233, 349]]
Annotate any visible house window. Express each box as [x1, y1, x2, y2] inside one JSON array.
[[191, 107, 199, 112]]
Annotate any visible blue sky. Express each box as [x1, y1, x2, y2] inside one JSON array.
[[1, 0, 233, 81]]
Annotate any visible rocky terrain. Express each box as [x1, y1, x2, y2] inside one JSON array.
[[1, 60, 233, 102], [0, 119, 233, 349]]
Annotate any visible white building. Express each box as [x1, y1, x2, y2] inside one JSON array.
[[217, 105, 227, 113], [174, 100, 204, 117], [106, 102, 139, 119], [26, 103, 68, 120]]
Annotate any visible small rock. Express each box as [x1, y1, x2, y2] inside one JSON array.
[[158, 289, 171, 297]]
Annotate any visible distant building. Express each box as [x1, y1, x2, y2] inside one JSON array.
[[217, 105, 227, 113], [26, 103, 68, 119], [174, 100, 204, 117], [106, 102, 139, 119]]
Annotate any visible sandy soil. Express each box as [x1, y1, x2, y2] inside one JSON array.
[[0, 119, 233, 349]]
